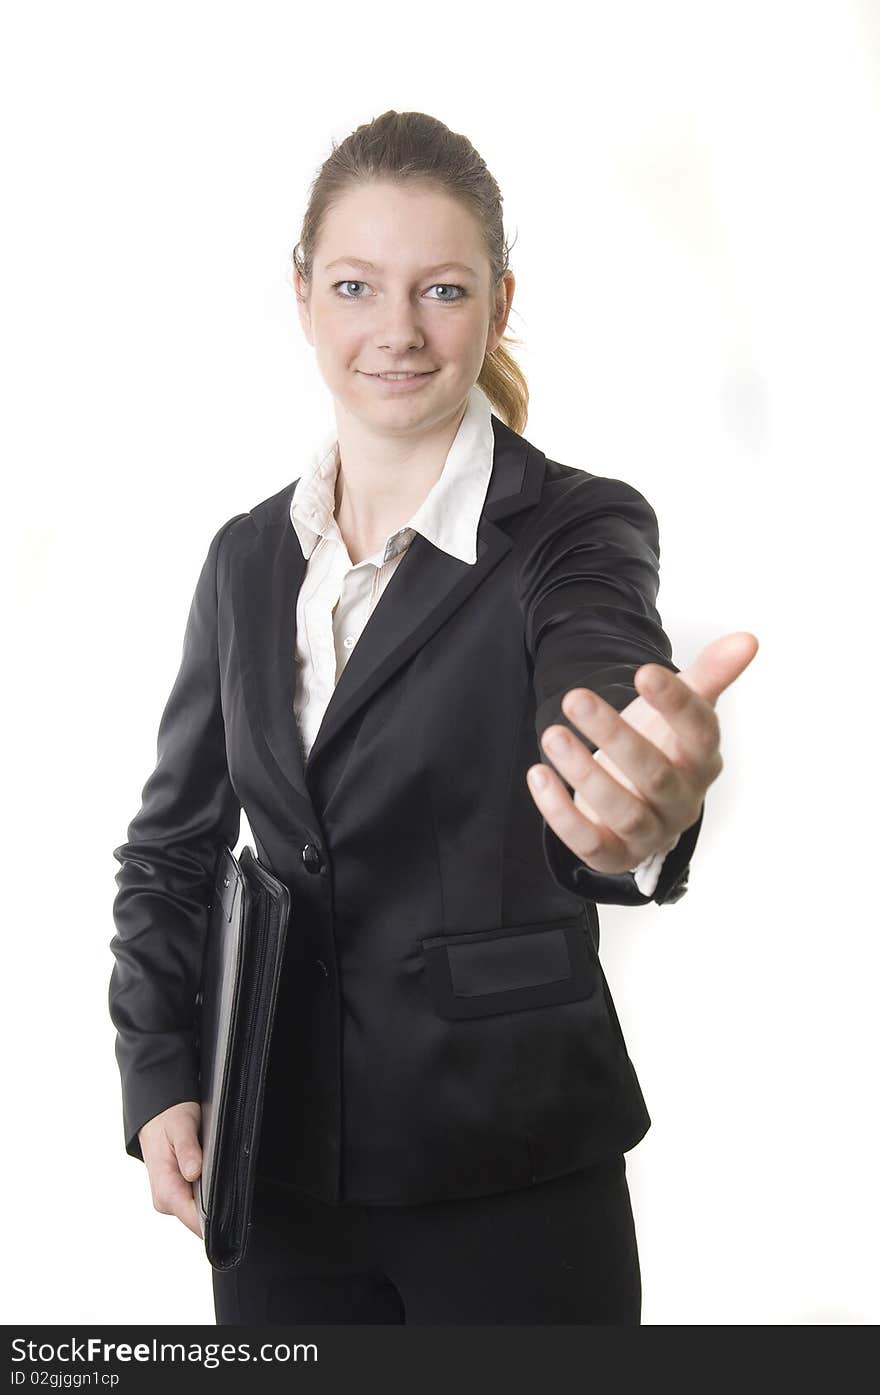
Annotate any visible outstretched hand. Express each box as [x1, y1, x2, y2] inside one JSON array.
[[526, 631, 759, 875]]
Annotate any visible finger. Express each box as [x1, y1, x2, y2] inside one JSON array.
[[675, 631, 760, 707], [526, 761, 637, 875], [146, 1139, 185, 1207], [540, 720, 669, 859], [176, 1185, 204, 1238], [172, 1135, 202, 1185], [191, 1179, 205, 1239], [559, 684, 705, 815], [168, 1133, 204, 1236], [157, 1165, 203, 1238], [146, 1128, 203, 1228], [146, 1149, 197, 1228], [630, 667, 723, 780]]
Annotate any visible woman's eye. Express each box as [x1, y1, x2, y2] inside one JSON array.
[[331, 281, 467, 303], [333, 280, 370, 299], [425, 284, 467, 302]]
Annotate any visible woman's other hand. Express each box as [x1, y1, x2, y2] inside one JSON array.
[[138, 1101, 204, 1238], [527, 631, 759, 875]]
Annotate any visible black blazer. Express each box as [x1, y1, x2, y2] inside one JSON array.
[[109, 410, 704, 1207]]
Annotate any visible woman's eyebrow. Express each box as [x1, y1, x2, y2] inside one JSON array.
[[323, 257, 478, 277]]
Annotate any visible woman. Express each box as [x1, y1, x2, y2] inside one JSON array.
[[109, 109, 757, 1325]]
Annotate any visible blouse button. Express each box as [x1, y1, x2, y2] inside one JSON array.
[[343, 636, 355, 649]]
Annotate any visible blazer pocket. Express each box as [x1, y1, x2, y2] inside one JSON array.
[[420, 914, 595, 1021]]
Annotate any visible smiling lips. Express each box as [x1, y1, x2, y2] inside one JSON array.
[[362, 369, 437, 378]]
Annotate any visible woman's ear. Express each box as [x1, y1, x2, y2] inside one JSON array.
[[294, 270, 315, 346], [487, 269, 516, 353]]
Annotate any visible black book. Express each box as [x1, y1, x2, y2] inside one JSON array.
[[194, 844, 291, 1269]]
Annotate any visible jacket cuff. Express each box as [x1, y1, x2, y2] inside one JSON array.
[[119, 1052, 201, 1163], [541, 800, 704, 907]]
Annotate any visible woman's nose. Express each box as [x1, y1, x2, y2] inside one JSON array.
[[375, 298, 426, 351]]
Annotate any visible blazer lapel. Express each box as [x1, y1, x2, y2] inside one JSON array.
[[230, 512, 311, 812], [231, 412, 547, 812]]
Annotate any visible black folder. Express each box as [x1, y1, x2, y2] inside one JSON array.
[[194, 844, 291, 1270]]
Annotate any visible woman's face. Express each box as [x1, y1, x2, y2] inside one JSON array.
[[297, 180, 514, 438]]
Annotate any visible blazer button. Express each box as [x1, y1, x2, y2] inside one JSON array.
[[301, 843, 324, 874], [315, 958, 329, 984]]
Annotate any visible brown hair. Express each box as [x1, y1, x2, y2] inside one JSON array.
[[292, 109, 529, 435]]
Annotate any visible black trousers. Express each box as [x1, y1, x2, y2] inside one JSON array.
[[212, 1154, 641, 1325]]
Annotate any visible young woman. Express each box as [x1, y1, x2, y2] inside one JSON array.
[[109, 109, 757, 1325]]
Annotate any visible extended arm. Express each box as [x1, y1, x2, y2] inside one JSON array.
[[520, 471, 703, 906]]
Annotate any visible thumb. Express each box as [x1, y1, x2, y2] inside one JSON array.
[[173, 1135, 203, 1183], [674, 630, 759, 707]]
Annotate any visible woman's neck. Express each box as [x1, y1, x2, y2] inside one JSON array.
[[332, 399, 468, 562]]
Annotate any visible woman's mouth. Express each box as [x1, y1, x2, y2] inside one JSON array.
[[362, 370, 437, 378], [359, 369, 439, 388]]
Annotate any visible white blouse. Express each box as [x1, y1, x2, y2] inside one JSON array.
[[288, 382, 670, 896]]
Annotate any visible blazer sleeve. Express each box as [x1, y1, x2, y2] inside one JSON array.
[[519, 471, 704, 907], [108, 513, 245, 1161]]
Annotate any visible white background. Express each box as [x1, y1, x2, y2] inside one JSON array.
[[3, 0, 878, 1325]]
